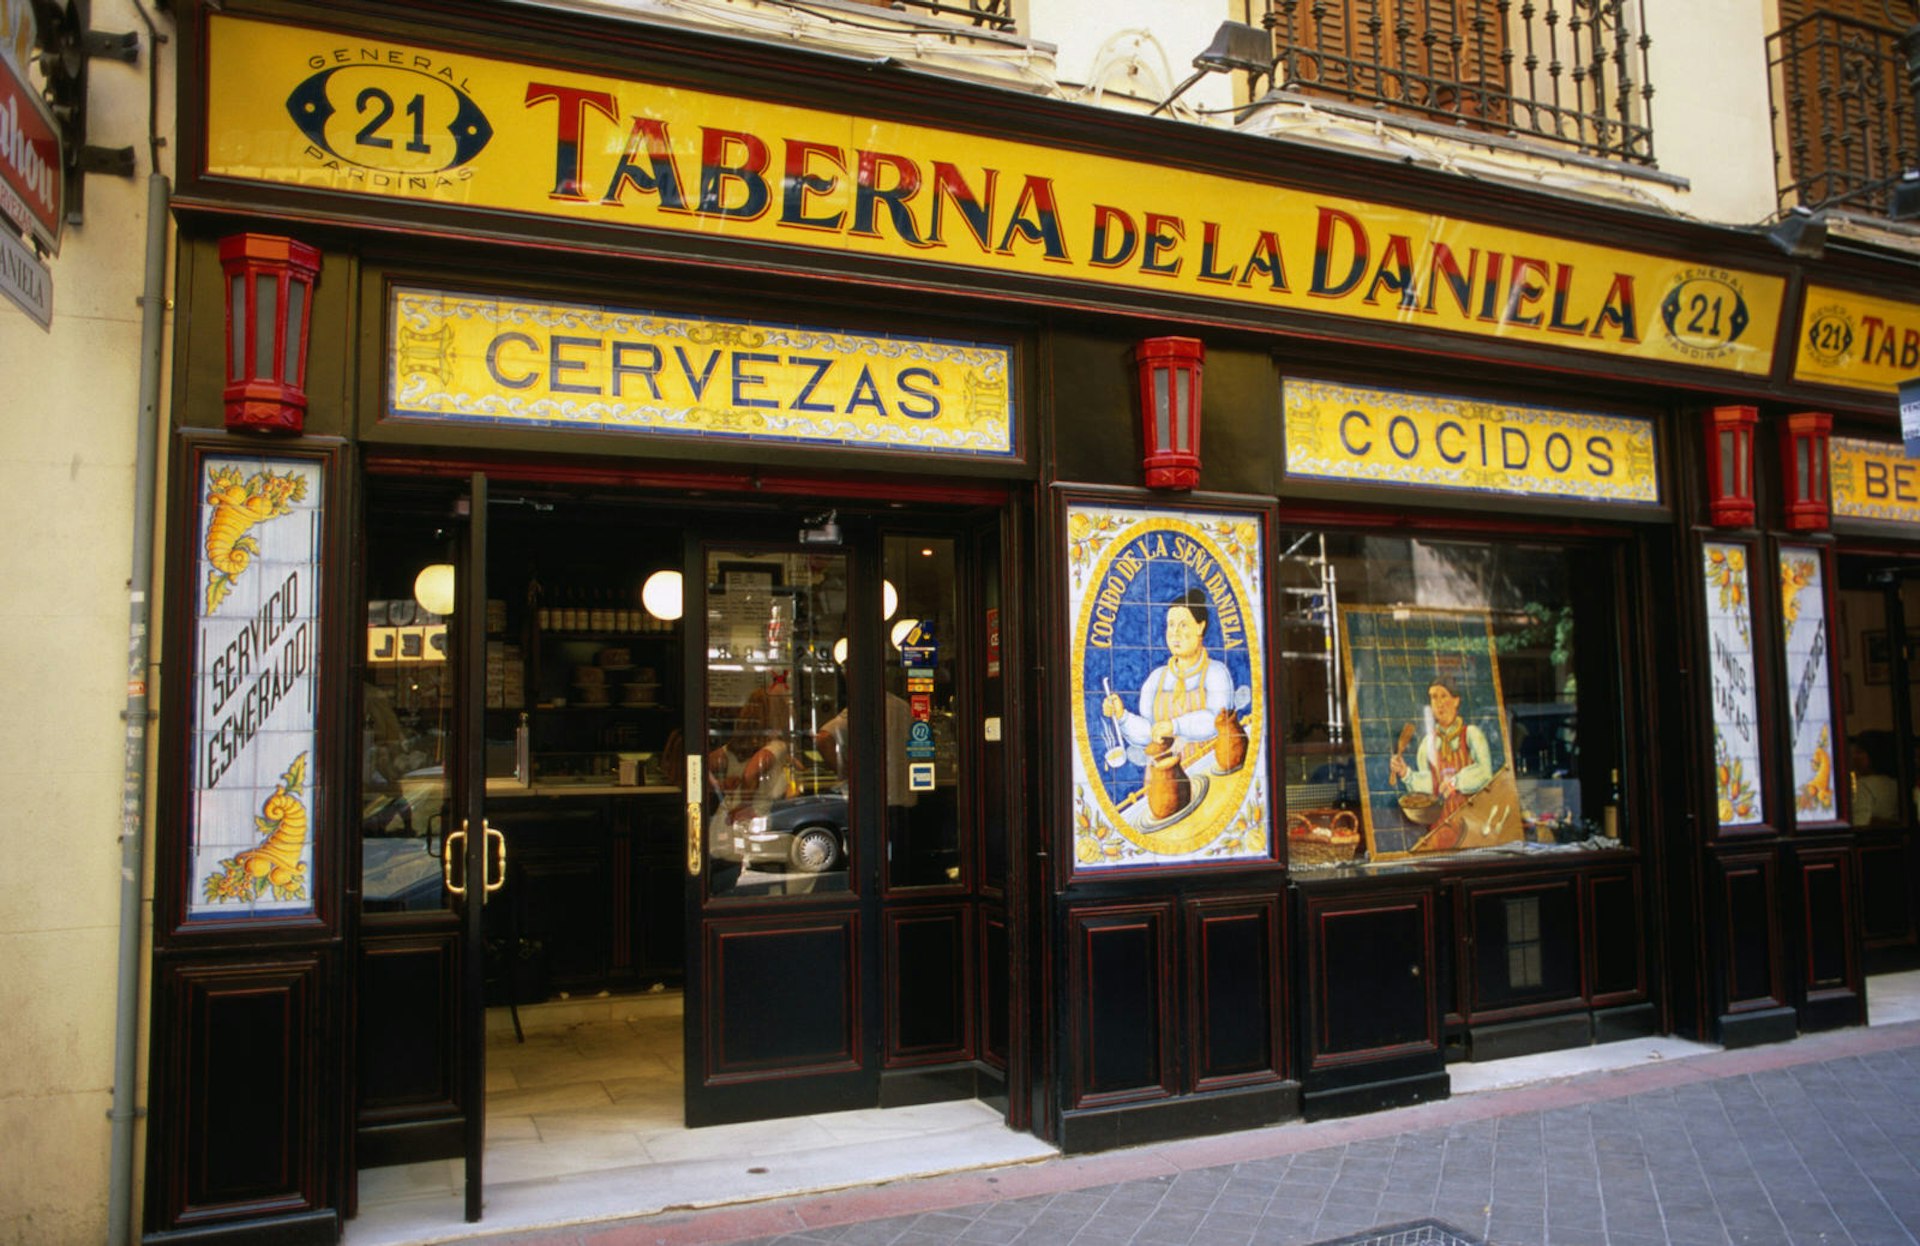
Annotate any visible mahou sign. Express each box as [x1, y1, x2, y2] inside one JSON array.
[[0, 24, 61, 253]]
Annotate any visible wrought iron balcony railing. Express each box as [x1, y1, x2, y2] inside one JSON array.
[[851, 0, 1016, 32], [1262, 0, 1655, 165], [1768, 10, 1918, 214]]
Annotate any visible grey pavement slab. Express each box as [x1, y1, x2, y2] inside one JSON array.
[[477, 1022, 1920, 1246]]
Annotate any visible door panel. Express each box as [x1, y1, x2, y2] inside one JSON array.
[[352, 475, 490, 1224], [685, 537, 877, 1125]]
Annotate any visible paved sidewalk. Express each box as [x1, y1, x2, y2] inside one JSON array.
[[482, 1022, 1920, 1246]]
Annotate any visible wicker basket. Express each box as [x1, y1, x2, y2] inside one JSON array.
[[1287, 809, 1361, 866]]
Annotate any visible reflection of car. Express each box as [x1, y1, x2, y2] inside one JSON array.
[[715, 793, 848, 873], [361, 768, 450, 912]]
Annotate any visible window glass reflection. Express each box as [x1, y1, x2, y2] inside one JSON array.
[[361, 577, 454, 913], [705, 551, 849, 897], [886, 536, 961, 888]]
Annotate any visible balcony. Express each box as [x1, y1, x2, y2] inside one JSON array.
[[875, 0, 1015, 31], [1261, 0, 1656, 165], [1768, 10, 1918, 215]]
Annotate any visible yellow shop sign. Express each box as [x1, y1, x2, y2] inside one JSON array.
[[1794, 285, 1920, 394], [1283, 380, 1660, 505], [387, 287, 1015, 457], [207, 15, 1786, 378], [1831, 437, 1920, 525]]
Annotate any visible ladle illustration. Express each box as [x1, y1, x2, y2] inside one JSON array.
[[1099, 677, 1127, 769]]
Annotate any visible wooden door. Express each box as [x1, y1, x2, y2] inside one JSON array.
[[682, 529, 883, 1125], [353, 474, 495, 1222]]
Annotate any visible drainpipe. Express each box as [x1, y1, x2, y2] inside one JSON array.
[[107, 166, 169, 1246], [108, 2, 173, 1235]]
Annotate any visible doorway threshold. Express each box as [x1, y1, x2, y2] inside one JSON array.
[[346, 996, 1053, 1246]]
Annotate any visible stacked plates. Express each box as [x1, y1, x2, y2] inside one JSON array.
[[571, 665, 609, 705]]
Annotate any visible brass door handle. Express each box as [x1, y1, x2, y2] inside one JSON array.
[[686, 754, 703, 876], [483, 823, 506, 902], [442, 824, 468, 898]]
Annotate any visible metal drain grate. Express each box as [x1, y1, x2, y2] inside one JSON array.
[[1305, 1220, 1487, 1246]]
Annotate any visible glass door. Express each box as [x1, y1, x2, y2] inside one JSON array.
[[682, 534, 882, 1124], [354, 474, 497, 1222]]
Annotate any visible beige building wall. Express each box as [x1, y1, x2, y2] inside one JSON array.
[[0, 1, 172, 1240], [1642, 0, 1782, 226]]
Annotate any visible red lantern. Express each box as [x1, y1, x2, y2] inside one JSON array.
[[1779, 411, 1832, 531], [1133, 336, 1205, 489], [219, 234, 321, 434], [1704, 405, 1758, 528]]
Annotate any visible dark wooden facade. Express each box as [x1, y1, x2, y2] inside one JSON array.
[[143, 0, 1920, 1239]]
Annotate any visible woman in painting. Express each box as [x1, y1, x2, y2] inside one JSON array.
[[1101, 587, 1233, 767], [1389, 677, 1492, 850]]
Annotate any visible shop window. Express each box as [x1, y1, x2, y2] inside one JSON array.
[[1835, 556, 1920, 829], [1279, 531, 1625, 867]]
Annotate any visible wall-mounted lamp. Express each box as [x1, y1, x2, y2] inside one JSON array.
[[219, 233, 321, 434], [1705, 405, 1758, 528], [1148, 21, 1270, 117], [413, 563, 456, 616], [641, 570, 684, 621], [1779, 411, 1833, 531], [1133, 336, 1205, 489], [1893, 171, 1920, 222], [1766, 206, 1828, 259]]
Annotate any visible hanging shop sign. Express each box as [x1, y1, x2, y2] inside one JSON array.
[[0, 215, 49, 327], [1283, 380, 1660, 505], [1067, 501, 1270, 872], [0, 13, 61, 255], [1830, 436, 1920, 526], [388, 287, 1015, 458], [1779, 548, 1836, 824], [1901, 377, 1920, 458], [1793, 285, 1920, 394], [188, 454, 325, 921], [1703, 542, 1765, 831], [206, 14, 1785, 378]]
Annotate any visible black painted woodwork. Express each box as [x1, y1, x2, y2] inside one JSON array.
[[1069, 904, 1174, 1107], [709, 919, 858, 1073], [479, 797, 687, 1002], [1588, 869, 1646, 1003], [1319, 901, 1429, 1056], [1465, 878, 1581, 1018], [1712, 848, 1795, 1049], [982, 912, 1011, 1069], [1859, 836, 1915, 947], [1292, 873, 1445, 1119], [1058, 1082, 1297, 1154], [1185, 895, 1283, 1091], [491, 806, 608, 993], [146, 438, 349, 1243], [148, 956, 330, 1232], [1790, 843, 1863, 1031], [887, 908, 970, 1063], [355, 936, 460, 1126]]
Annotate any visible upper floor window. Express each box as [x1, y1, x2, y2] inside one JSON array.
[[1767, 0, 1918, 214], [1264, 0, 1655, 164]]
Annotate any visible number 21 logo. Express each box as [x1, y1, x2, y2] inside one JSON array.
[[286, 65, 494, 174]]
